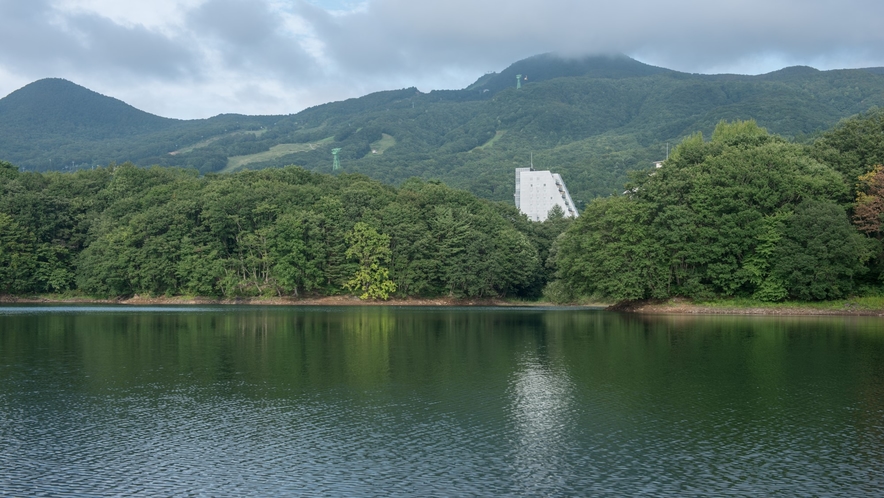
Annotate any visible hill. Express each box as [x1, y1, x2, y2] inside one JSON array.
[[3, 54, 884, 204], [0, 78, 275, 172], [467, 53, 671, 93], [0, 78, 172, 138]]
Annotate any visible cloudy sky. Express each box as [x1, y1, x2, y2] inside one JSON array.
[[1, 0, 881, 119]]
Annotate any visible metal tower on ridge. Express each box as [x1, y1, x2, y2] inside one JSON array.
[[332, 148, 342, 171]]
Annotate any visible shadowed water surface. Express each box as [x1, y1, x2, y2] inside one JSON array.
[[1, 306, 883, 496]]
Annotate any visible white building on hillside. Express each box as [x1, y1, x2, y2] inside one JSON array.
[[515, 167, 579, 221]]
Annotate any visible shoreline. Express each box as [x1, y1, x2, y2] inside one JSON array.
[[2, 295, 883, 316], [0, 294, 550, 308], [609, 299, 884, 317]]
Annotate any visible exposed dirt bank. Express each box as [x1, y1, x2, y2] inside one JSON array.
[[0, 294, 534, 307], [609, 299, 884, 317], [3, 295, 882, 316]]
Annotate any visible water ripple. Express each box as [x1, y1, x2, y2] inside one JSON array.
[[2, 308, 883, 496]]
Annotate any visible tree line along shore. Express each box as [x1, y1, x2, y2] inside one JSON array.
[[2, 111, 884, 310]]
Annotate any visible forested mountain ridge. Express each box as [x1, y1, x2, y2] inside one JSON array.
[[4, 112, 884, 302], [0, 78, 277, 173], [465, 53, 671, 93], [0, 78, 175, 139], [3, 54, 884, 205]]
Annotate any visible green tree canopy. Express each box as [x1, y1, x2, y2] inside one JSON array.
[[343, 222, 397, 300], [2, 164, 546, 299], [553, 121, 867, 302]]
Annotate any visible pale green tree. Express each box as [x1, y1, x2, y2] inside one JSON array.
[[344, 222, 397, 300]]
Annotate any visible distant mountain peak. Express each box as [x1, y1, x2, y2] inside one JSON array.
[[0, 77, 172, 140], [466, 52, 670, 93], [759, 65, 821, 80]]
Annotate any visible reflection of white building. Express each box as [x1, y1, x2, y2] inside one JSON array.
[[515, 168, 578, 222], [509, 352, 574, 485]]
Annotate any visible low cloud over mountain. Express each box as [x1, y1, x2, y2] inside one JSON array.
[[1, 0, 881, 118]]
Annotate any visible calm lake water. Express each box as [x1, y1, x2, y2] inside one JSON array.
[[1, 306, 882, 496]]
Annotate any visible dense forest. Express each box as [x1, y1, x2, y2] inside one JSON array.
[[2, 110, 884, 303], [0, 161, 570, 299], [549, 111, 884, 302], [4, 54, 884, 208], [3, 51, 884, 303]]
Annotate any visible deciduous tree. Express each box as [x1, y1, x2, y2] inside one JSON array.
[[343, 222, 397, 300]]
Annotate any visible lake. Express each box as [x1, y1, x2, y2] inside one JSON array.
[[1, 306, 882, 496]]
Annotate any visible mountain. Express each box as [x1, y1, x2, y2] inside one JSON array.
[[0, 78, 275, 172], [467, 53, 671, 93], [3, 54, 884, 204], [0, 78, 173, 139]]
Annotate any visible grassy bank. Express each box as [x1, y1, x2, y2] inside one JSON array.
[[615, 297, 884, 316]]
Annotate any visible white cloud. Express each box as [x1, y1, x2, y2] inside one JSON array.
[[1, 0, 883, 119], [54, 0, 202, 31]]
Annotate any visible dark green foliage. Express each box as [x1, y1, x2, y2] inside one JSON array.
[[0, 163, 544, 299], [268, 212, 327, 297], [5, 55, 884, 206], [811, 108, 884, 195], [554, 196, 668, 301], [0, 212, 38, 294], [6, 55, 884, 303], [770, 200, 871, 300], [0, 162, 115, 294], [466, 52, 670, 93], [553, 121, 872, 302], [0, 79, 169, 139], [0, 79, 275, 173]]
